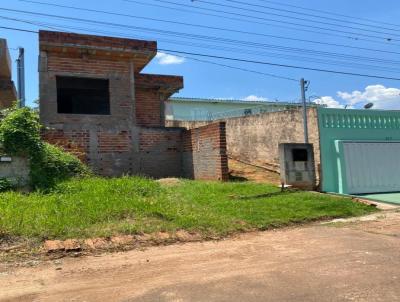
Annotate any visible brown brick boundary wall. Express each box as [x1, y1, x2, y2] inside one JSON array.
[[167, 108, 320, 179], [138, 127, 183, 179], [42, 124, 229, 181], [182, 122, 229, 181]]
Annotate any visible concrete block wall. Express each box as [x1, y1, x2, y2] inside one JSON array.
[[182, 122, 229, 181], [0, 156, 30, 187]]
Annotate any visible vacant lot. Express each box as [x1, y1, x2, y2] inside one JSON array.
[[0, 177, 376, 241]]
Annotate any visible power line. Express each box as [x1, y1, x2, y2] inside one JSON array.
[[123, 0, 400, 47], [223, 0, 400, 34], [3, 16, 63, 33], [169, 54, 298, 82], [10, 14, 400, 74], [5, 14, 297, 82], [195, 0, 400, 39], [6, 16, 400, 77], [149, 0, 398, 43], [160, 49, 400, 81], [255, 0, 400, 29], [19, 0, 400, 57], [0, 24, 298, 82], [2, 24, 400, 81], [13, 17, 400, 73], [0, 25, 37, 33], [23, 17, 400, 73], [2, 7, 400, 70], [5, 13, 400, 75]]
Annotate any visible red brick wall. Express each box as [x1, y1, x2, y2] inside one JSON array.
[[40, 31, 156, 53], [138, 127, 183, 178], [135, 73, 183, 127], [40, 32, 135, 176], [135, 88, 161, 126], [42, 129, 90, 162], [98, 131, 131, 153], [42, 124, 229, 180], [39, 31, 228, 181], [139, 129, 181, 152], [47, 55, 130, 75], [182, 122, 228, 181], [43, 129, 133, 175], [39, 31, 156, 72], [0, 78, 17, 109]]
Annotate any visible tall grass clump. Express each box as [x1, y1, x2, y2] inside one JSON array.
[[0, 178, 377, 240]]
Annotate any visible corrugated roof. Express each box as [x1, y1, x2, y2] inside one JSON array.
[[169, 97, 317, 107]]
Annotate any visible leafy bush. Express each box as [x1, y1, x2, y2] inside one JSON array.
[[0, 178, 13, 192], [0, 107, 90, 190], [30, 143, 90, 189], [0, 107, 41, 156]]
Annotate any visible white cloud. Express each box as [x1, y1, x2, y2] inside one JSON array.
[[337, 85, 400, 109], [313, 96, 344, 108], [213, 85, 400, 110], [155, 52, 185, 65], [243, 95, 269, 102]]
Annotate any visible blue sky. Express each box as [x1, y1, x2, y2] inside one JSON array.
[[2, 0, 400, 109]]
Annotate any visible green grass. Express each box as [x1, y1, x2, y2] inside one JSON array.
[[0, 177, 377, 240]]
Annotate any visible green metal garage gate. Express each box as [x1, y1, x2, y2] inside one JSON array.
[[318, 107, 400, 199]]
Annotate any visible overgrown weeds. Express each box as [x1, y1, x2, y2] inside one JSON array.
[[0, 177, 377, 240], [0, 107, 89, 190]]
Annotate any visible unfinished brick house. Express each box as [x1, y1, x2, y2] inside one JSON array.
[[39, 31, 228, 180]]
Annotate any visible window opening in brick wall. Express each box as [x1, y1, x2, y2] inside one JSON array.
[[57, 76, 110, 115]]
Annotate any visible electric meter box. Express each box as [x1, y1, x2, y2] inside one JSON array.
[[279, 143, 316, 190]]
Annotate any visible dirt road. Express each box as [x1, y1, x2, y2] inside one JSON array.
[[1, 211, 399, 302]]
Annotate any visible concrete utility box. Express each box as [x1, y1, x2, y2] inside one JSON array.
[[279, 143, 316, 190]]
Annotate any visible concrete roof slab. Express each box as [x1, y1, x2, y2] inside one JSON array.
[[39, 31, 157, 73]]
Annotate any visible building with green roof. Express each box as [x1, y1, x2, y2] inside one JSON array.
[[166, 97, 317, 121]]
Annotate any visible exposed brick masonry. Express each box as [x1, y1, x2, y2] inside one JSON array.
[[98, 131, 131, 153], [135, 88, 162, 127], [139, 129, 181, 152], [167, 108, 320, 180], [47, 55, 130, 75], [40, 31, 157, 52], [43, 130, 90, 162], [40, 31, 228, 181], [0, 39, 17, 108], [182, 122, 228, 181]]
